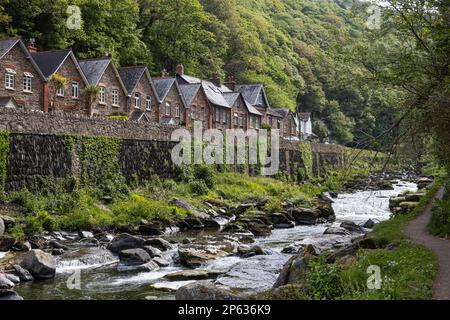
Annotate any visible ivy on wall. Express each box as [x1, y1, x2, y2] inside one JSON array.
[[299, 142, 313, 180], [0, 130, 10, 197], [62, 135, 126, 196]]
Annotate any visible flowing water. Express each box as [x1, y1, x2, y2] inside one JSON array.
[[11, 180, 417, 300]]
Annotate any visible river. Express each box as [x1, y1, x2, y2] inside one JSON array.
[[12, 180, 417, 300]]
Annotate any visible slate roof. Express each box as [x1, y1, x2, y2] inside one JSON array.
[[31, 50, 72, 78], [298, 112, 312, 121], [129, 110, 150, 122], [245, 100, 263, 116], [179, 83, 202, 107], [266, 107, 283, 117], [153, 78, 177, 102], [222, 92, 240, 106], [177, 74, 231, 108], [276, 108, 291, 119], [0, 38, 20, 59], [79, 58, 111, 85], [0, 96, 18, 108], [235, 84, 270, 109], [118, 66, 147, 94]]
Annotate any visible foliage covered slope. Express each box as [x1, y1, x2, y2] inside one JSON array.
[[0, 0, 399, 145]]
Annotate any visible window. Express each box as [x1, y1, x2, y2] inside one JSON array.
[[5, 70, 15, 90], [56, 86, 65, 97], [233, 113, 238, 126], [99, 87, 106, 104], [112, 89, 119, 107], [165, 102, 171, 115], [277, 119, 281, 129], [256, 117, 261, 129], [175, 104, 180, 118], [71, 81, 79, 99], [239, 116, 244, 128], [146, 96, 152, 111], [268, 116, 272, 126], [215, 108, 220, 122], [134, 93, 141, 109], [249, 116, 254, 129], [23, 74, 33, 92], [222, 110, 227, 124]]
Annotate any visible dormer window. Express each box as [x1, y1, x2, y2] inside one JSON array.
[[5, 69, 15, 90], [146, 96, 152, 111]]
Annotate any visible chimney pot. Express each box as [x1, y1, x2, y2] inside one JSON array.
[[27, 39, 37, 53], [225, 75, 236, 91], [210, 74, 221, 88], [176, 64, 185, 75], [162, 68, 169, 78]]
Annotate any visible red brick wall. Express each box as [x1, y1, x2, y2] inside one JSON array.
[[48, 57, 86, 114], [0, 44, 44, 110]]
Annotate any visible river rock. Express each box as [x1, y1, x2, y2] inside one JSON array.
[[0, 235, 16, 251], [315, 201, 336, 221], [0, 218, 4, 236], [361, 219, 376, 229], [107, 233, 145, 253], [246, 222, 272, 237], [20, 249, 56, 279], [49, 240, 68, 250], [0, 215, 15, 228], [165, 269, 222, 281], [270, 213, 295, 229], [13, 240, 31, 252], [4, 274, 20, 284], [119, 248, 151, 266], [78, 231, 94, 239], [0, 274, 15, 289], [323, 227, 350, 236], [152, 256, 170, 267], [141, 246, 163, 258], [11, 265, 33, 282], [237, 245, 266, 257], [0, 290, 23, 300], [326, 244, 358, 263], [417, 177, 433, 190], [176, 281, 243, 300], [291, 208, 321, 225], [389, 196, 406, 210], [138, 223, 165, 236], [143, 238, 172, 251], [273, 252, 313, 288], [270, 284, 306, 300], [117, 260, 159, 273], [405, 193, 425, 202], [340, 221, 365, 233], [170, 198, 208, 219]]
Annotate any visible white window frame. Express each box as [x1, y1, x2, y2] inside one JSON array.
[[165, 102, 171, 116], [5, 71, 15, 90], [23, 75, 32, 93], [175, 104, 180, 118], [222, 110, 227, 124], [233, 113, 238, 126], [215, 108, 220, 122], [56, 86, 65, 97], [134, 93, 141, 109], [71, 81, 79, 99], [99, 87, 106, 104], [146, 96, 152, 111], [112, 89, 119, 107]]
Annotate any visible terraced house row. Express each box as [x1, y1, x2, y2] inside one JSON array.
[[0, 38, 315, 140]]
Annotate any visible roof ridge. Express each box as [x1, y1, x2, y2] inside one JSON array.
[[79, 57, 111, 62], [31, 48, 72, 55]]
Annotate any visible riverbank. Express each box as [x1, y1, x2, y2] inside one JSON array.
[[260, 177, 443, 300]]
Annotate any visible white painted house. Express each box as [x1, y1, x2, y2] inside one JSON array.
[[298, 112, 314, 140]]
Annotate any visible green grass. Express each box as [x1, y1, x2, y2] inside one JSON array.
[[428, 180, 450, 237]]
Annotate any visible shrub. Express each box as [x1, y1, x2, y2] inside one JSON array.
[[189, 180, 209, 196], [23, 215, 44, 236], [37, 211, 58, 232], [193, 165, 215, 189], [8, 188, 40, 212], [428, 198, 450, 236], [58, 206, 113, 231], [306, 256, 344, 300]]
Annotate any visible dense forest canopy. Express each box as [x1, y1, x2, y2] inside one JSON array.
[[0, 0, 447, 158]]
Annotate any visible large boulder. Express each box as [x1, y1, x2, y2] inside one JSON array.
[[11, 265, 33, 282], [143, 238, 172, 251], [119, 248, 151, 266], [270, 213, 295, 229], [417, 177, 433, 190], [0, 290, 23, 300], [0, 235, 16, 251], [165, 269, 222, 281], [291, 208, 321, 225], [107, 233, 144, 253], [0, 217, 4, 236], [141, 246, 163, 258], [20, 249, 56, 279], [340, 221, 365, 233], [273, 252, 313, 288], [117, 260, 159, 273], [361, 219, 376, 229], [176, 281, 243, 300], [0, 274, 15, 290], [323, 227, 350, 235]]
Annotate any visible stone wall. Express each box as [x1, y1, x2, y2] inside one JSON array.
[[1, 109, 346, 190]]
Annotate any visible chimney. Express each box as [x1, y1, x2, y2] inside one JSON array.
[[27, 38, 37, 53], [210, 74, 221, 88], [176, 64, 185, 75], [161, 68, 170, 78], [225, 75, 236, 91]]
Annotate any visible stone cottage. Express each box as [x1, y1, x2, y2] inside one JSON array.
[[277, 108, 299, 140], [118, 66, 160, 122], [79, 57, 128, 117], [0, 38, 45, 110], [31, 49, 89, 114], [153, 77, 187, 125], [179, 82, 212, 130]]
